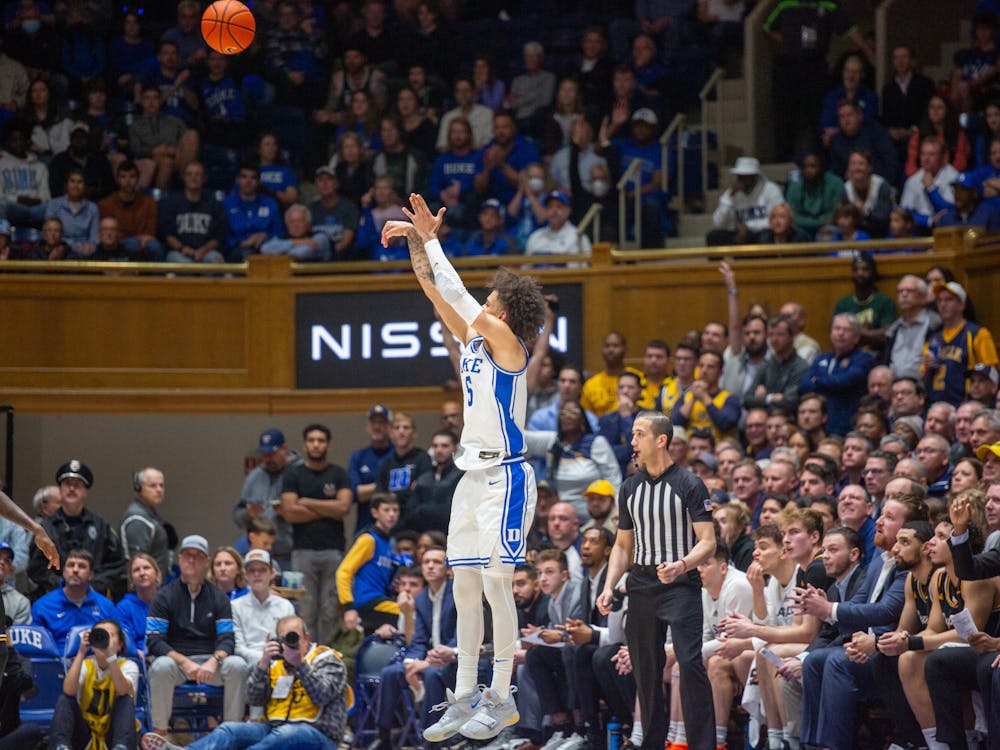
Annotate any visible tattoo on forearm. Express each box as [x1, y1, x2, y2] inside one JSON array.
[[406, 229, 434, 284]]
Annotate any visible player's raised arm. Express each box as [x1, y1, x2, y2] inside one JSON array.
[[382, 195, 521, 363], [0, 491, 59, 569]]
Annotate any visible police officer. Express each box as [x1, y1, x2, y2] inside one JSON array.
[[28, 461, 127, 600]]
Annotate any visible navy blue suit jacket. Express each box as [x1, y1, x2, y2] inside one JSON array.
[[806, 562, 866, 651], [797, 346, 875, 436], [597, 411, 636, 474], [833, 555, 907, 637], [406, 580, 457, 659]]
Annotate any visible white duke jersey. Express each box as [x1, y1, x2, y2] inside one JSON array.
[[456, 335, 529, 471]]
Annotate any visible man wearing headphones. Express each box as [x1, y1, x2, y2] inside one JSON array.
[[120, 468, 172, 575]]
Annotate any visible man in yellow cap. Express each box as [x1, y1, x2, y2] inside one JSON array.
[[581, 480, 617, 534], [977, 442, 1000, 484]]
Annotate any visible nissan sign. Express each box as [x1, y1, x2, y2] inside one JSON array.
[[295, 284, 583, 389]]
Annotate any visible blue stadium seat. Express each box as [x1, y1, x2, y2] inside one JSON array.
[[9, 624, 64, 730], [351, 634, 422, 748]]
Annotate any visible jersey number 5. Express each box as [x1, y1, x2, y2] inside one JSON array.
[[465, 375, 474, 407]]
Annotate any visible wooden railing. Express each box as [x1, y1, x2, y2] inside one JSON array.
[[0, 227, 993, 415]]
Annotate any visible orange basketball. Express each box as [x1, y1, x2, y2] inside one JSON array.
[[201, 0, 256, 55]]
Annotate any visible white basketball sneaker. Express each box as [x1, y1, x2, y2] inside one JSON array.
[[459, 687, 520, 740], [422, 687, 483, 743]]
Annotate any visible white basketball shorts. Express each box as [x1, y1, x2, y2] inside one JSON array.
[[447, 457, 537, 567]]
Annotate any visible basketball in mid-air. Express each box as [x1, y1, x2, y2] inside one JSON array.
[[201, 0, 256, 55]]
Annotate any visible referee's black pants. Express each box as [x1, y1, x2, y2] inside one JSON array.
[[626, 567, 712, 750]]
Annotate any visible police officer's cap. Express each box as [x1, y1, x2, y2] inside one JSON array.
[[56, 459, 93, 488]]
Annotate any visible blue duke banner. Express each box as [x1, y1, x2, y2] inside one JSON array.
[[295, 284, 583, 389]]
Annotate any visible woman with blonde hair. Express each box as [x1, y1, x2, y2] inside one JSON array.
[[116, 552, 162, 653], [759, 203, 810, 244], [208, 546, 248, 600]]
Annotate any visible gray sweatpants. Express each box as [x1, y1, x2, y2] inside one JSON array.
[[148, 654, 249, 730]]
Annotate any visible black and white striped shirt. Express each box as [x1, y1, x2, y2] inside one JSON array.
[[617, 465, 712, 567]]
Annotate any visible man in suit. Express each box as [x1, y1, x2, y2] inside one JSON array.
[[564, 527, 627, 748], [368, 546, 456, 750], [778, 525, 866, 746], [523, 549, 580, 747], [508, 563, 549, 749], [797, 494, 929, 750]]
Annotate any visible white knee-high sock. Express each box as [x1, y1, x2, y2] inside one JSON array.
[[483, 567, 518, 699], [922, 727, 948, 750], [452, 567, 485, 697]]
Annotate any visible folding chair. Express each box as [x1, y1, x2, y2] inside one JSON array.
[[9, 624, 64, 730], [351, 635, 421, 748], [169, 682, 225, 737]]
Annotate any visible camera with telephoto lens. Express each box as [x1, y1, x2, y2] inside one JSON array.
[[273, 630, 301, 650], [89, 628, 110, 649]]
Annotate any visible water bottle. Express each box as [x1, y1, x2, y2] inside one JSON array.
[[927, 342, 940, 369], [606, 720, 622, 750]]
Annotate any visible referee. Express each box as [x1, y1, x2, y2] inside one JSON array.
[[597, 410, 715, 750]]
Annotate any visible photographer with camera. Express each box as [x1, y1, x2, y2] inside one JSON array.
[[51, 620, 138, 750], [143, 615, 349, 750]]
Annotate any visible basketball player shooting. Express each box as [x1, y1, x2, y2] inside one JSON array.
[[382, 194, 546, 742]]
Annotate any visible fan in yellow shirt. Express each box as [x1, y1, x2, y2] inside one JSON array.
[[581, 332, 644, 416]]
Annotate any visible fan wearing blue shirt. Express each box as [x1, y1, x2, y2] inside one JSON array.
[[602, 108, 668, 245], [223, 164, 284, 260], [967, 135, 1000, 191], [428, 118, 483, 227], [935, 172, 1000, 231], [115, 552, 161, 655], [256, 132, 300, 208], [463, 199, 518, 256], [32, 549, 117, 653], [473, 111, 541, 206]]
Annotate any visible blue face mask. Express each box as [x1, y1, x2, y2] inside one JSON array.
[[21, 18, 41, 34]]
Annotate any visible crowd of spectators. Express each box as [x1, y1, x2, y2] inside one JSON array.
[[0, 0, 759, 263], [3, 0, 1000, 748], [1, 1, 997, 260], [1, 252, 998, 749], [708, 7, 1000, 247]]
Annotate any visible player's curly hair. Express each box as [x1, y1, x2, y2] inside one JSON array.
[[487, 267, 546, 343]]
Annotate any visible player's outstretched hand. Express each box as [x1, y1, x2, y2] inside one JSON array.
[[402, 193, 445, 242], [35, 527, 59, 570], [381, 220, 412, 248]]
